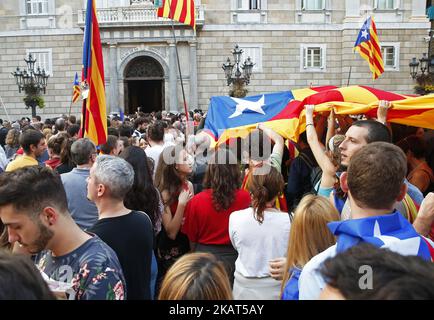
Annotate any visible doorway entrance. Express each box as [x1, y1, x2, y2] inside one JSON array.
[[124, 56, 165, 114]]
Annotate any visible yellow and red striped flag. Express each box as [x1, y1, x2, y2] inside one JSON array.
[[81, 0, 107, 146], [157, 0, 195, 29], [72, 72, 81, 103], [354, 16, 384, 79]]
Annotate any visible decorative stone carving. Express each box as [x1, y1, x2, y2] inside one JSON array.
[[125, 56, 164, 78]]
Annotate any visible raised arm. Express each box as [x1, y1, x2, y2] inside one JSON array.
[[325, 109, 336, 151], [258, 123, 284, 157], [413, 193, 434, 238], [305, 105, 337, 189]]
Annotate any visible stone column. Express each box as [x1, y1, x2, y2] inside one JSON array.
[[108, 42, 119, 114], [169, 41, 178, 113], [189, 41, 198, 111]]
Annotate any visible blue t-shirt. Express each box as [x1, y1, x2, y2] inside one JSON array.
[[281, 267, 302, 300], [404, 179, 424, 205], [35, 235, 126, 300]]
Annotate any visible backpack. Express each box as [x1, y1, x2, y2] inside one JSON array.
[[298, 152, 322, 195]]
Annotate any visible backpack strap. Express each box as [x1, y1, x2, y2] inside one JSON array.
[[298, 152, 314, 170]]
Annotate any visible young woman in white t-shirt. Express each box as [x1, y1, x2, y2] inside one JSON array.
[[229, 165, 291, 300]]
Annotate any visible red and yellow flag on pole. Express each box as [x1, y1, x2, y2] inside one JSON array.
[[157, 0, 196, 29], [81, 0, 107, 146], [354, 16, 384, 79], [72, 72, 81, 103]]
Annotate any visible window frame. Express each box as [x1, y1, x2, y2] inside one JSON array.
[[300, 44, 327, 73], [237, 0, 261, 10], [380, 42, 400, 71], [301, 0, 325, 11], [374, 0, 397, 10], [238, 44, 263, 73], [26, 0, 49, 15], [26, 48, 53, 76]]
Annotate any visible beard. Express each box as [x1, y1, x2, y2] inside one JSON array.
[[26, 220, 54, 254]]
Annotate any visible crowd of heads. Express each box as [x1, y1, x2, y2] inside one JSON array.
[[0, 104, 434, 301]]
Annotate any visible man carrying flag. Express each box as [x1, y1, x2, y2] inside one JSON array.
[[81, 0, 108, 146], [354, 16, 384, 79], [72, 72, 81, 103]]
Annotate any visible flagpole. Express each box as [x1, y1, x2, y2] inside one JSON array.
[[80, 98, 87, 139], [170, 21, 189, 121], [67, 92, 74, 118], [347, 66, 352, 87], [164, 0, 190, 123], [0, 94, 11, 122]]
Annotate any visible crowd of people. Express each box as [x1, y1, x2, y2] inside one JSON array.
[[0, 102, 434, 300]]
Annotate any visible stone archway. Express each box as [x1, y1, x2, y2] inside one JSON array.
[[123, 55, 165, 114]]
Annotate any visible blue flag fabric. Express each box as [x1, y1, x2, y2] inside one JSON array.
[[328, 211, 432, 260], [204, 91, 294, 140]]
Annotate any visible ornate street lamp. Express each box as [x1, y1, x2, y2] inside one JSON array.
[[222, 44, 255, 98], [12, 53, 49, 117]]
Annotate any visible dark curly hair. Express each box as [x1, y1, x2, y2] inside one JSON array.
[[203, 148, 241, 211]]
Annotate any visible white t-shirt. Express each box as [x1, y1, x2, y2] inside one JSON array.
[[298, 236, 434, 300], [145, 144, 165, 176], [229, 207, 291, 278]]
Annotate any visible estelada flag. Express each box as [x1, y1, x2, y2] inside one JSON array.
[[72, 72, 81, 103], [204, 86, 434, 146], [81, 0, 108, 146], [157, 0, 195, 29], [354, 16, 384, 80], [204, 86, 336, 146]]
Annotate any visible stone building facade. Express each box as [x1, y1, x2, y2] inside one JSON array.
[[0, 0, 429, 120]]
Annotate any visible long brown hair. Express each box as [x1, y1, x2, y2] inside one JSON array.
[[280, 194, 339, 296], [203, 148, 241, 211], [158, 252, 233, 300], [154, 145, 185, 206], [248, 165, 284, 224]]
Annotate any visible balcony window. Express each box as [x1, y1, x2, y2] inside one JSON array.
[[26, 0, 48, 15]]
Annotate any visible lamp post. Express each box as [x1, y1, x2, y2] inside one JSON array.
[[409, 53, 434, 95], [222, 44, 255, 98], [12, 53, 49, 117]]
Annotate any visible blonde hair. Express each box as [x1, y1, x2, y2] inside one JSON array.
[[158, 252, 233, 300], [280, 194, 339, 296]]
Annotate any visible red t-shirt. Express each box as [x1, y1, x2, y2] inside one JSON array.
[[181, 189, 251, 245]]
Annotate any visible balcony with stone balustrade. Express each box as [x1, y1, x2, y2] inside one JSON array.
[[77, 1, 204, 29]]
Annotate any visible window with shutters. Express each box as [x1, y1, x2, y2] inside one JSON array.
[[239, 45, 262, 72], [26, 49, 53, 76], [300, 44, 326, 72], [26, 0, 49, 15], [381, 43, 400, 71]]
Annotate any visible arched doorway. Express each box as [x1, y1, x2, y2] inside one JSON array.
[[124, 56, 165, 114]]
